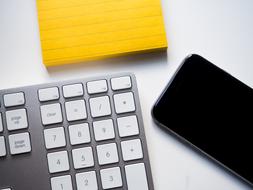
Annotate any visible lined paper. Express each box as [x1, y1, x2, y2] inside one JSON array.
[[37, 0, 167, 67]]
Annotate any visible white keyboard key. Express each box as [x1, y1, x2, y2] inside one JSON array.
[[72, 147, 94, 169], [69, 123, 90, 145], [1, 188, 11, 190], [111, 76, 132, 90], [63, 84, 83, 98], [0, 136, 6, 157], [125, 163, 148, 190], [6, 109, 28, 131], [38, 87, 59, 102], [113, 92, 135, 114], [100, 167, 122, 189], [117, 115, 139, 137], [65, 100, 87, 121], [9, 132, 31, 155], [76, 171, 98, 190], [44, 127, 66, 149], [47, 151, 70, 174], [0, 113, 3, 132], [89, 96, 111, 118], [51, 175, 73, 190], [121, 139, 143, 161], [4, 92, 25, 107], [40, 103, 63, 125], [93, 119, 115, 141], [87, 80, 107, 94], [96, 143, 118, 165]]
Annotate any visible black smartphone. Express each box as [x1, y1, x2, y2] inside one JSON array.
[[152, 54, 253, 186]]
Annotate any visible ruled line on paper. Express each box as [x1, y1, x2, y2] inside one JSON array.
[[41, 27, 165, 51], [38, 5, 161, 29], [43, 35, 166, 62], [43, 33, 166, 57], [40, 15, 162, 40]]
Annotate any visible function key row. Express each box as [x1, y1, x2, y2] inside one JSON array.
[[0, 76, 131, 108], [38, 76, 132, 102]]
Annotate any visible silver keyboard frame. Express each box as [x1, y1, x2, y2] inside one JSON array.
[[0, 73, 154, 190]]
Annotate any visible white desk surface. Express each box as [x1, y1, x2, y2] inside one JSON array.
[[1, 0, 253, 189]]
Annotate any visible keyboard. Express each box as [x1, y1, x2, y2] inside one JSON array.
[[0, 73, 154, 190]]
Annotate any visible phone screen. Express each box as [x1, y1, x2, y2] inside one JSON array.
[[152, 55, 253, 185]]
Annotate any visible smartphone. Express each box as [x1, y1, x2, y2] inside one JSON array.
[[152, 54, 253, 186]]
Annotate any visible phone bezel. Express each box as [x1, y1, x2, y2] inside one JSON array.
[[151, 54, 253, 187]]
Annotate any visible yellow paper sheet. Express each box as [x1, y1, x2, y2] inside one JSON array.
[[37, 0, 167, 67]]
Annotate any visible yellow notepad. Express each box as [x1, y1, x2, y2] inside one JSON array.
[[37, 0, 167, 67]]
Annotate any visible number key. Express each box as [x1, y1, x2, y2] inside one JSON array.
[[47, 151, 70, 174], [93, 119, 115, 141], [69, 123, 90, 145], [72, 147, 94, 169], [96, 143, 119, 165], [44, 127, 66, 149], [76, 171, 98, 190], [51, 175, 73, 190], [100, 167, 122, 189]]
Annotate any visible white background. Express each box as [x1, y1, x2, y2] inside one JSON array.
[[0, 0, 253, 189]]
